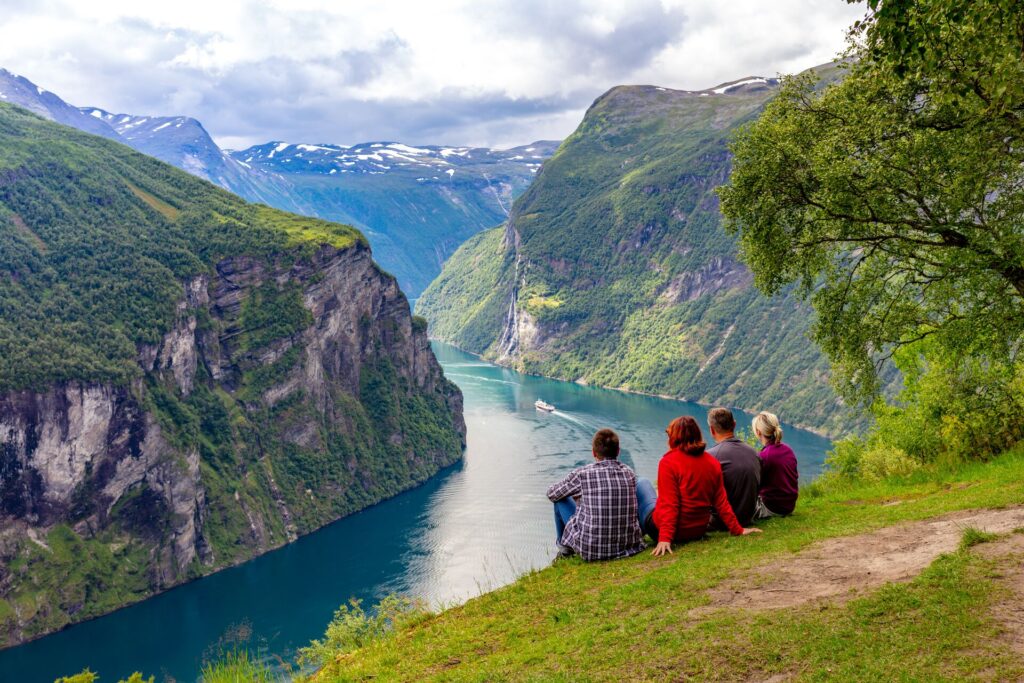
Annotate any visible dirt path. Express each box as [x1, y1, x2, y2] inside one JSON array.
[[975, 533, 1024, 656], [695, 506, 1024, 614]]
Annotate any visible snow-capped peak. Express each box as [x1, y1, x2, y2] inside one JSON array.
[[711, 77, 770, 95]]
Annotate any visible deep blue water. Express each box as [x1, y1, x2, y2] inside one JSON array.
[[0, 342, 832, 682]]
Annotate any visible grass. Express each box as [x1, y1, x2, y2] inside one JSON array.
[[253, 205, 363, 251], [125, 182, 180, 220], [305, 446, 1024, 681], [200, 650, 276, 683]]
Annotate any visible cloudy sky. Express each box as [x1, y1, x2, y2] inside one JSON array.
[[0, 0, 866, 149]]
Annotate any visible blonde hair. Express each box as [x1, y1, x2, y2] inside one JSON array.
[[752, 411, 783, 445]]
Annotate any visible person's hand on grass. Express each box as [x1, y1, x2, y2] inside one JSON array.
[[741, 527, 762, 535], [651, 541, 673, 556]]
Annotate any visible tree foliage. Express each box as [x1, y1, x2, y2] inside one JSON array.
[[719, 0, 1024, 404]]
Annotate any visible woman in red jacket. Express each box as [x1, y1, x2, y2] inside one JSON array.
[[648, 416, 761, 556]]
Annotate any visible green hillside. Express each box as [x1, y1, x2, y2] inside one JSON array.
[[419, 72, 854, 436], [274, 172, 519, 298], [0, 103, 464, 646], [0, 103, 363, 392]]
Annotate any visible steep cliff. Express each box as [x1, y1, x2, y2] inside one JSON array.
[[0, 103, 464, 647], [419, 72, 856, 435]]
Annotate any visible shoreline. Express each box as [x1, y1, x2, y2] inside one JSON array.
[[0, 457, 466, 654], [428, 337, 839, 441]]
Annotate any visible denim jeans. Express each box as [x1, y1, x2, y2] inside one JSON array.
[[635, 477, 658, 540], [553, 497, 577, 544]]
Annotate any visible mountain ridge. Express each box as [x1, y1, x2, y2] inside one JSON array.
[[0, 67, 556, 296], [418, 66, 855, 436]]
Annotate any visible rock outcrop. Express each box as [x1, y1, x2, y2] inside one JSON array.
[[0, 241, 465, 647]]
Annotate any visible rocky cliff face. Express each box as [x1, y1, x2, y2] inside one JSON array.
[[0, 242, 464, 647], [0, 383, 209, 581]]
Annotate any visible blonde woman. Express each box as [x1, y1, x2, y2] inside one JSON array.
[[752, 412, 798, 518]]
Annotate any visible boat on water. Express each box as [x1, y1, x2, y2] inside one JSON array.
[[534, 399, 555, 412]]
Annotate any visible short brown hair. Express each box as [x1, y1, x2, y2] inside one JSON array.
[[707, 407, 736, 434], [667, 416, 706, 456], [592, 429, 620, 459]]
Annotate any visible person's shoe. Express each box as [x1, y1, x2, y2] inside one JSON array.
[[554, 544, 575, 561]]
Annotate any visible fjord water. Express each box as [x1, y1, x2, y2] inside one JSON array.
[[0, 342, 831, 682]]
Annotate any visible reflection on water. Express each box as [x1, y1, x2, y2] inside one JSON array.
[[0, 342, 832, 682]]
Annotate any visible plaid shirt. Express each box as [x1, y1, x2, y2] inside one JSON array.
[[546, 459, 646, 561]]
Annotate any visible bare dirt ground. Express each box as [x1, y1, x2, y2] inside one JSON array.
[[975, 533, 1024, 657], [695, 506, 1024, 614]]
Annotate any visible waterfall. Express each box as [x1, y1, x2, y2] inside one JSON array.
[[497, 255, 523, 360]]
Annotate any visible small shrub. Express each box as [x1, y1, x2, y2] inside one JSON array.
[[200, 649, 274, 683], [54, 672, 153, 683], [859, 446, 920, 481], [298, 594, 430, 669], [54, 673, 97, 683]]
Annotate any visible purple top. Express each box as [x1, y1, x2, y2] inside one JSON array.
[[759, 442, 799, 515]]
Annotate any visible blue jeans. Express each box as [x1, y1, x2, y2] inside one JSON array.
[[553, 478, 658, 544], [554, 497, 577, 544], [636, 478, 657, 526]]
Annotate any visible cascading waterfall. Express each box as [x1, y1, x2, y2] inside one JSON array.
[[497, 254, 522, 360]]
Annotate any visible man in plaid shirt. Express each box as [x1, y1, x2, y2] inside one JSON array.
[[546, 429, 647, 561]]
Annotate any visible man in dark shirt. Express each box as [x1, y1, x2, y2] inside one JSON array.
[[706, 407, 761, 528]]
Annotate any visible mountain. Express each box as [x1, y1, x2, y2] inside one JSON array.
[[0, 68, 120, 140], [230, 140, 560, 296], [77, 107, 303, 212], [418, 70, 854, 436], [0, 102, 465, 647], [0, 67, 556, 297]]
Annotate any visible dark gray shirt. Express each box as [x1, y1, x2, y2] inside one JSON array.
[[707, 437, 761, 527]]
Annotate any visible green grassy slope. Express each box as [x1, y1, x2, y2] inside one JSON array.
[[308, 448, 1024, 682], [419, 74, 855, 436]]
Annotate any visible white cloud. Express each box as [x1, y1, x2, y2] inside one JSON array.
[[0, 0, 866, 147]]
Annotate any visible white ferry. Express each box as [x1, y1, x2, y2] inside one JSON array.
[[534, 399, 555, 412]]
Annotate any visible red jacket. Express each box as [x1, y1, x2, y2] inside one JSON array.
[[654, 447, 743, 542]]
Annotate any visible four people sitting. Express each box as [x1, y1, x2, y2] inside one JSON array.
[[547, 408, 799, 561]]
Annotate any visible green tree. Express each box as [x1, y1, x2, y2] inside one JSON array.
[[719, 0, 1024, 403]]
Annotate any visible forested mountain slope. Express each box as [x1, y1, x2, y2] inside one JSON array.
[[230, 140, 559, 296], [0, 103, 465, 647], [418, 71, 853, 435], [0, 68, 556, 297]]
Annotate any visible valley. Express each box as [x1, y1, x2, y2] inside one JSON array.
[[419, 69, 856, 436], [2, 1, 1019, 680], [0, 68, 556, 297], [0, 343, 832, 681]]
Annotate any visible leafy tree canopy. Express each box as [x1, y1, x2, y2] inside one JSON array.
[[719, 0, 1024, 403]]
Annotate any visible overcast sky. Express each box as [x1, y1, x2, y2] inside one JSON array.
[[0, 0, 866, 150]]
